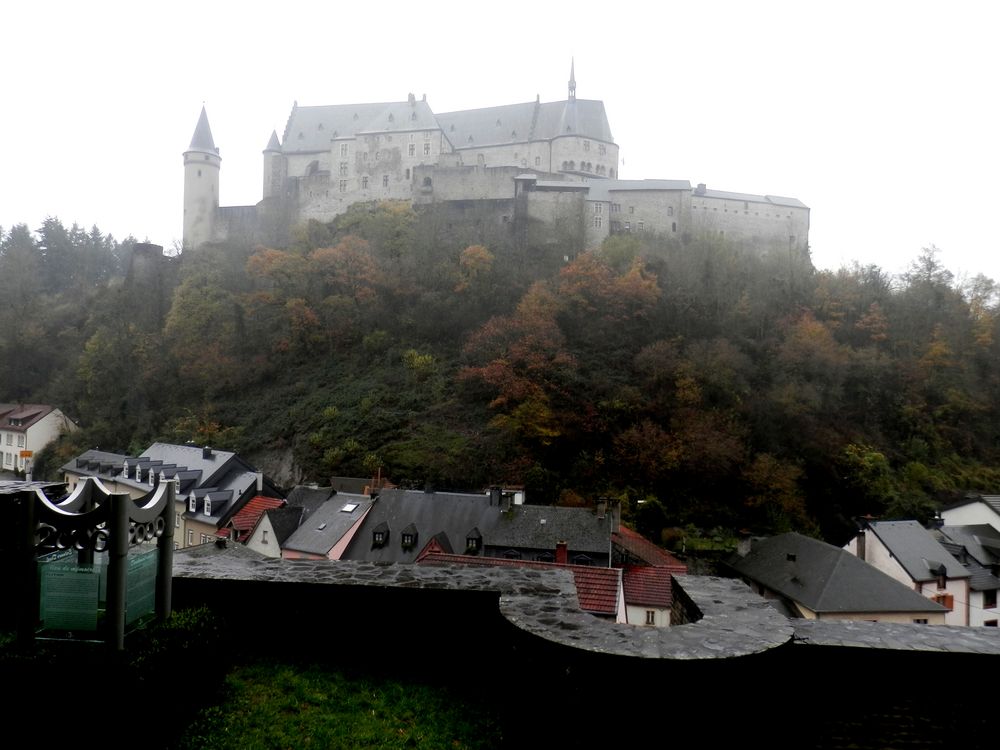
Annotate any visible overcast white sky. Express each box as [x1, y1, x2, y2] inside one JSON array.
[[3, 1, 998, 285]]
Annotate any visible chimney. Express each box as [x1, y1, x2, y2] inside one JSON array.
[[489, 485, 501, 507], [556, 541, 568, 565], [857, 530, 866, 561], [695, 183, 706, 195], [500, 491, 513, 514], [596, 497, 607, 520], [256, 471, 263, 492], [203, 446, 213, 459]]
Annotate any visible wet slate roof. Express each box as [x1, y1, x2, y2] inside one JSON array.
[[486, 505, 612, 556], [281, 493, 372, 556], [865, 520, 970, 582], [730, 532, 946, 615]]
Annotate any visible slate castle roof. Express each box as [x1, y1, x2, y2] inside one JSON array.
[[730, 532, 946, 615]]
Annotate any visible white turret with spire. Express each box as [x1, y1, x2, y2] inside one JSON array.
[[182, 106, 221, 250]]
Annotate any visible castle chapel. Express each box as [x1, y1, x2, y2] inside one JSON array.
[[183, 65, 808, 257]]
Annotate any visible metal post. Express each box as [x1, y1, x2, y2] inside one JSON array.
[[16, 490, 37, 646], [156, 480, 174, 620], [106, 492, 130, 651]]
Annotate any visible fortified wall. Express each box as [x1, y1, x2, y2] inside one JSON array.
[[170, 546, 1000, 748]]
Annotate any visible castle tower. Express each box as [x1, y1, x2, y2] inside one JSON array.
[[568, 58, 576, 101], [182, 106, 221, 250], [262, 130, 284, 200]]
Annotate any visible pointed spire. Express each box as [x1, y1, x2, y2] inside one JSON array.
[[568, 58, 576, 101], [264, 130, 281, 152], [188, 105, 218, 154]]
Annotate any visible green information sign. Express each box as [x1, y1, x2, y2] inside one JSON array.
[[126, 548, 158, 624], [39, 554, 100, 632]]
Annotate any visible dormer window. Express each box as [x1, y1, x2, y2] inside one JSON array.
[[401, 523, 418, 550], [204, 498, 212, 516], [465, 527, 482, 554], [135, 464, 142, 481], [372, 522, 390, 548], [189, 493, 197, 513]]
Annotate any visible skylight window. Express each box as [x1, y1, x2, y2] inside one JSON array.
[[341, 503, 359, 513]]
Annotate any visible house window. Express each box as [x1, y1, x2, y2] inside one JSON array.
[[536, 552, 555, 562], [262, 530, 269, 544], [339, 180, 347, 192], [341, 143, 348, 157], [572, 554, 594, 566], [984, 589, 997, 609], [187, 529, 193, 546], [503, 549, 522, 560], [16, 435, 24, 447], [204, 498, 212, 516], [986, 620, 998, 627], [175, 512, 180, 528], [645, 610, 656, 625], [424, 130, 431, 140], [408, 143, 415, 156], [362, 176, 369, 189], [401, 533, 415, 548], [383, 175, 389, 187], [423, 142, 431, 155], [188, 494, 196, 513], [913, 618, 929, 625]]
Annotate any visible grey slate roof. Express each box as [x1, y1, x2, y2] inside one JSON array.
[[585, 178, 692, 202], [187, 106, 217, 154], [264, 506, 306, 546], [436, 98, 614, 148], [486, 505, 611, 556], [939, 524, 1000, 566], [281, 493, 372, 556], [695, 187, 808, 209], [865, 520, 969, 582], [730, 532, 946, 615], [282, 99, 439, 153], [342, 489, 503, 564]]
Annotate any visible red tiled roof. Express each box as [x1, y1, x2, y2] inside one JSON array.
[[228, 495, 285, 542], [613, 525, 688, 572], [622, 565, 673, 608], [416, 552, 620, 616]]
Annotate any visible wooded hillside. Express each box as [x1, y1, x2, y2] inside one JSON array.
[[4, 207, 998, 543]]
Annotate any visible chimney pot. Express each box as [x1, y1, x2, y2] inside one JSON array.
[[556, 541, 568, 565]]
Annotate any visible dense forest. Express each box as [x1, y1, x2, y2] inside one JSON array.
[[3, 207, 999, 544]]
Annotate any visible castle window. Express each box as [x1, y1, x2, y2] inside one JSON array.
[[425, 130, 432, 139], [363, 152, 369, 161], [535, 156, 541, 166], [610, 168, 615, 178], [408, 143, 415, 156], [362, 176, 369, 189], [672, 222, 677, 232], [197, 169, 201, 178], [375, 151, 381, 161], [594, 216, 602, 228], [422, 176, 432, 187], [339, 180, 347, 192], [410, 112, 417, 121], [583, 140, 590, 151], [599, 144, 606, 155], [568, 161, 575, 170], [667, 206, 673, 216], [624, 221, 630, 232], [638, 221, 645, 232], [383, 174, 389, 187], [388, 113, 394, 122], [405, 168, 410, 180], [339, 162, 348, 176], [629, 206, 634, 214], [594, 203, 602, 214], [423, 142, 430, 155], [341, 143, 347, 156]]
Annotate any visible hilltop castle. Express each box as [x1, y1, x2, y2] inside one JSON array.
[[183, 65, 809, 257]]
